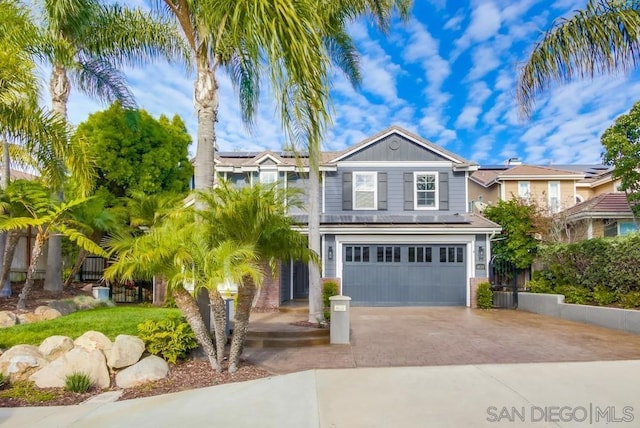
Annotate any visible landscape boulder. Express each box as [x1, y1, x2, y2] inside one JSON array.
[[29, 348, 110, 388], [47, 300, 78, 316], [34, 306, 62, 321], [39, 336, 74, 361], [74, 331, 113, 354], [107, 335, 145, 369], [0, 345, 49, 382], [115, 355, 169, 388], [17, 312, 40, 324], [0, 311, 17, 328]]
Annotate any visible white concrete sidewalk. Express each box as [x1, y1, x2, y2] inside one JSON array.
[[2, 360, 640, 427]]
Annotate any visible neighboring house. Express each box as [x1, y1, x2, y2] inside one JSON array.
[[216, 126, 501, 308], [561, 193, 637, 240], [469, 160, 587, 214]]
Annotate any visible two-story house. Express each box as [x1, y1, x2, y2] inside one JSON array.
[[216, 126, 501, 308]]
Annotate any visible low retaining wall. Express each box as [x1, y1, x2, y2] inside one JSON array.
[[518, 292, 640, 334]]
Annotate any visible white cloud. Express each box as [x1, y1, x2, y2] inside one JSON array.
[[455, 106, 482, 129], [454, 2, 502, 55]]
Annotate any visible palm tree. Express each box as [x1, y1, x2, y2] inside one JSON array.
[[517, 0, 640, 117], [0, 180, 107, 310], [37, 0, 188, 292], [104, 206, 261, 372], [199, 182, 315, 373]]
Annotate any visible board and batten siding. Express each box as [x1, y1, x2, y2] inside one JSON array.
[[323, 234, 337, 277], [340, 134, 451, 162], [325, 168, 467, 214]]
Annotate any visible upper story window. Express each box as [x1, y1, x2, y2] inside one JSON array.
[[414, 172, 438, 210], [353, 172, 377, 210], [259, 170, 278, 185], [518, 181, 530, 201], [548, 181, 560, 213]]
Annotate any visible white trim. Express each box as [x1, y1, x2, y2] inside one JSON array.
[[336, 161, 452, 168], [321, 171, 326, 214], [259, 170, 278, 185], [587, 220, 593, 239], [241, 166, 260, 172], [548, 181, 560, 213], [498, 174, 584, 180], [283, 171, 288, 209], [289, 258, 294, 301], [500, 181, 506, 201], [293, 225, 502, 235], [254, 153, 282, 165], [330, 128, 466, 164], [465, 172, 469, 213], [353, 171, 377, 210], [466, 243, 472, 306], [518, 181, 530, 200], [414, 171, 439, 210], [321, 235, 325, 277]]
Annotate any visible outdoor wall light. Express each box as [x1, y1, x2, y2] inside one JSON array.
[[328, 246, 334, 261], [478, 246, 485, 262]]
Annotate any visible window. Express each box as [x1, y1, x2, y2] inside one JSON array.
[[353, 172, 377, 210], [345, 246, 370, 262], [408, 246, 432, 263], [414, 172, 438, 209], [259, 170, 277, 185], [439, 247, 464, 263], [377, 246, 401, 263], [619, 222, 638, 236], [548, 181, 560, 213], [518, 181, 530, 201]]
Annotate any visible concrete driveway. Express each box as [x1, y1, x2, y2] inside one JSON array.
[[243, 307, 640, 374]]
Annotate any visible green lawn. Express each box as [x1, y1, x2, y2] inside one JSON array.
[[0, 306, 181, 349]]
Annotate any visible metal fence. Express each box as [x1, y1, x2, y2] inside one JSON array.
[[489, 255, 519, 309], [78, 256, 152, 304]]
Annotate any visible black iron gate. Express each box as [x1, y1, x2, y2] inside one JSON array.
[[79, 256, 152, 304], [489, 255, 518, 309]]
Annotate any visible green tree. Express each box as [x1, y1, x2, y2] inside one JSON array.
[[483, 199, 544, 269], [602, 100, 640, 215], [517, 0, 640, 116], [0, 180, 107, 310], [104, 206, 261, 372], [74, 102, 193, 201], [198, 182, 315, 373], [37, 0, 188, 293]]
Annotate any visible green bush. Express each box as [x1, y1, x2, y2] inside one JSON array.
[[555, 285, 591, 305], [0, 373, 7, 389], [137, 315, 198, 363], [592, 285, 616, 306], [322, 281, 339, 308], [0, 381, 57, 403], [527, 278, 554, 294], [476, 282, 493, 309], [620, 291, 640, 309], [64, 372, 92, 393]]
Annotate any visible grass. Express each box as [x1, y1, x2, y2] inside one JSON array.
[[0, 306, 181, 348], [0, 381, 57, 403]]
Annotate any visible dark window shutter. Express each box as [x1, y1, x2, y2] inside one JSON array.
[[378, 172, 387, 210], [404, 172, 413, 211], [439, 172, 449, 211], [343, 172, 353, 210]]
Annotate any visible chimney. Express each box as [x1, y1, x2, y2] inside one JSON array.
[[506, 157, 522, 166]]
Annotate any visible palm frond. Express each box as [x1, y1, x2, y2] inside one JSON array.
[[71, 56, 136, 108]]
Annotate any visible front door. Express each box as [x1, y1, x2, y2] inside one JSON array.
[[292, 261, 309, 298]]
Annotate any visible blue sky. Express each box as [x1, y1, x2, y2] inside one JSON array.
[[61, 0, 640, 166]]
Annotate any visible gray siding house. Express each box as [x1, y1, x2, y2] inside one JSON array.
[[216, 126, 500, 307]]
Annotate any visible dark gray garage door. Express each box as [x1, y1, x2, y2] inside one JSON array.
[[342, 244, 466, 306]]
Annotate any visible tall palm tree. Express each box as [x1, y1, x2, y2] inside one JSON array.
[[104, 206, 261, 372], [37, 0, 188, 292], [199, 182, 315, 373], [0, 180, 107, 310], [517, 0, 640, 117]]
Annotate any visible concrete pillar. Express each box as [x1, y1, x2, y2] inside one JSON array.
[[329, 295, 351, 344]]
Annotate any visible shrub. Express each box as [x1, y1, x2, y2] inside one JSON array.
[[555, 285, 591, 305], [592, 285, 616, 306], [527, 278, 554, 294], [137, 315, 198, 363], [64, 372, 92, 393], [620, 291, 640, 309], [322, 281, 339, 308], [476, 282, 493, 309], [0, 381, 57, 403]]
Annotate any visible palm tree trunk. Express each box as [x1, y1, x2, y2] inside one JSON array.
[[0, 231, 20, 295], [228, 276, 256, 373], [17, 232, 45, 310], [208, 289, 227, 367], [64, 248, 88, 287], [172, 286, 221, 372], [193, 58, 218, 191], [308, 159, 323, 323], [44, 64, 69, 293]]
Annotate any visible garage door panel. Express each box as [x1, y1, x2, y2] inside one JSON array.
[[343, 244, 466, 306]]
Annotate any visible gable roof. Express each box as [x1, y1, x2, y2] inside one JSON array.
[[498, 165, 585, 180], [563, 193, 636, 221], [329, 125, 476, 166]]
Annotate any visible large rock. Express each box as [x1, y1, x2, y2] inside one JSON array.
[[74, 331, 113, 354], [17, 312, 40, 324], [34, 306, 62, 321], [29, 348, 110, 389], [115, 355, 169, 388], [0, 345, 49, 382], [39, 336, 74, 361], [72, 295, 101, 310], [107, 335, 145, 369], [0, 311, 17, 328], [47, 300, 78, 316]]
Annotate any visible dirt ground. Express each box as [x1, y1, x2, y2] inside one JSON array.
[[0, 282, 272, 407]]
